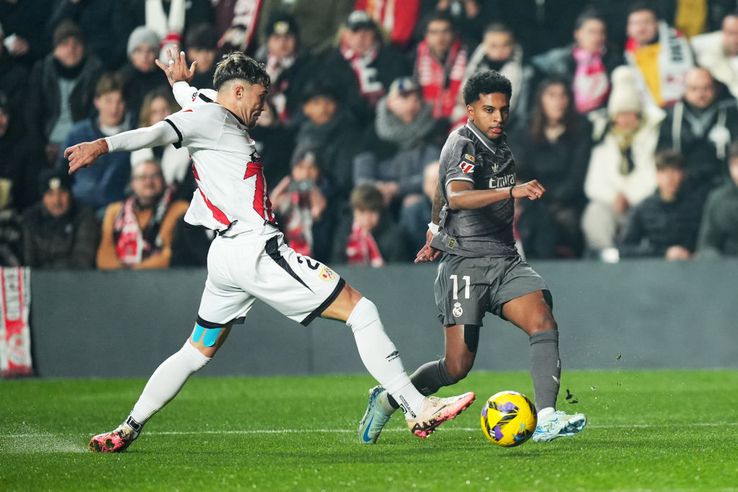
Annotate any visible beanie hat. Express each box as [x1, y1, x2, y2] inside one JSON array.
[[265, 12, 298, 38], [38, 168, 72, 196], [607, 66, 642, 117], [53, 20, 84, 48], [127, 26, 160, 57]]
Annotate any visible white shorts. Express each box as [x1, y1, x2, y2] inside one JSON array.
[[196, 232, 344, 327]]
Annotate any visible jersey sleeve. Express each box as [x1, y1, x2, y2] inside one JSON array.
[[164, 106, 217, 151], [442, 137, 477, 186], [172, 81, 218, 109]]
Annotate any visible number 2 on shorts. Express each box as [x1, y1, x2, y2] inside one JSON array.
[[450, 274, 470, 300]]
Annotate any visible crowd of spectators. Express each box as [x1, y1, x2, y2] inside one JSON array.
[[2, 0, 738, 270]]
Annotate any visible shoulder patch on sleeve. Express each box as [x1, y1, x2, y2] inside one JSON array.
[[458, 153, 476, 174]]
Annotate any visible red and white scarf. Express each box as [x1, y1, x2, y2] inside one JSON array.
[[354, 0, 420, 48], [345, 224, 384, 267], [281, 192, 313, 257], [572, 46, 610, 113], [415, 39, 467, 119], [113, 189, 172, 266], [341, 42, 385, 106]]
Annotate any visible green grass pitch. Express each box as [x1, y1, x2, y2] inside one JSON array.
[[2, 370, 737, 491]]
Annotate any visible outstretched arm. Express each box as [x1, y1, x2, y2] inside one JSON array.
[[446, 179, 545, 210], [65, 121, 179, 174]]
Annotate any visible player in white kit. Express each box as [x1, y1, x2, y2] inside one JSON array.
[[65, 51, 474, 453]]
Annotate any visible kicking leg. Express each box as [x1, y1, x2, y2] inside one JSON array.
[[502, 291, 585, 441], [358, 324, 478, 444], [88, 322, 232, 453], [322, 284, 475, 441]]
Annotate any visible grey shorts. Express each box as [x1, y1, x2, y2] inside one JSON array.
[[434, 254, 551, 326]]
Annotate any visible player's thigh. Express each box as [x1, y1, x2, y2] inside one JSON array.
[[195, 237, 256, 353], [434, 255, 492, 327], [501, 291, 556, 336], [320, 282, 362, 322], [246, 235, 345, 325]]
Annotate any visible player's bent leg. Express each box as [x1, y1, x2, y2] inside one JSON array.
[[89, 323, 232, 453], [502, 291, 586, 441], [328, 284, 475, 442], [364, 324, 478, 443], [384, 324, 477, 408]]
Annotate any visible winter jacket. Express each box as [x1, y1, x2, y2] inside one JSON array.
[[21, 201, 99, 269]]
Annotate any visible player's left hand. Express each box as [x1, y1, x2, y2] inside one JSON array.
[[155, 48, 196, 86], [415, 229, 441, 263], [64, 139, 108, 174]]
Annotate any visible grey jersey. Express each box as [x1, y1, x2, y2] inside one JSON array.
[[431, 122, 518, 258]]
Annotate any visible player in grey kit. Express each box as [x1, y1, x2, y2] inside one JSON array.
[[358, 70, 587, 443]]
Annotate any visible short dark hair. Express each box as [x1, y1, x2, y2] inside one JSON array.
[[628, 2, 660, 19], [213, 51, 271, 91], [185, 23, 217, 51], [655, 150, 685, 171], [575, 8, 606, 30], [350, 184, 384, 213], [484, 22, 514, 37], [424, 11, 455, 33], [463, 70, 512, 105], [95, 72, 124, 98]]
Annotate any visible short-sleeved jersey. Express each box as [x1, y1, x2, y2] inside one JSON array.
[[431, 122, 518, 257], [164, 97, 277, 238]]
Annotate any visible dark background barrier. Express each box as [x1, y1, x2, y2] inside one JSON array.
[[30, 259, 738, 378]]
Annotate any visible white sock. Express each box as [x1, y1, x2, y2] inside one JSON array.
[[129, 342, 211, 426], [538, 406, 555, 420], [346, 297, 425, 418]]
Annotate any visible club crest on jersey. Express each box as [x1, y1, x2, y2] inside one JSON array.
[[319, 265, 336, 281], [453, 302, 463, 317]]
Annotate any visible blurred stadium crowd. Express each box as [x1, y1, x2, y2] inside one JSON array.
[[1, 0, 738, 270]]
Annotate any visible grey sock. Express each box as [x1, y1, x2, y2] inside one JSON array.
[[529, 330, 561, 411], [387, 359, 455, 409]]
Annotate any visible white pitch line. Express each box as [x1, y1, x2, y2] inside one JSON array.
[[3, 422, 737, 440]]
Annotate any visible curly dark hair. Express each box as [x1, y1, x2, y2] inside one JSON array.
[[462, 70, 512, 105], [213, 51, 271, 90]]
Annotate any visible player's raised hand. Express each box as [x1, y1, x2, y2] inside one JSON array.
[[155, 48, 196, 87], [64, 139, 108, 174], [415, 229, 441, 263], [511, 180, 546, 201]]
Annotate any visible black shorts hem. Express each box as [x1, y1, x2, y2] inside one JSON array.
[[196, 315, 246, 328], [300, 278, 346, 326]]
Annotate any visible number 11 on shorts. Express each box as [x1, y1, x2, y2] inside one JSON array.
[[450, 274, 470, 300]]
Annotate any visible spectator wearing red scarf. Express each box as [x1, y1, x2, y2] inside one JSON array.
[[413, 11, 467, 121], [333, 183, 409, 266]]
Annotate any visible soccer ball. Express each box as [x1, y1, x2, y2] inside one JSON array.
[[480, 390, 537, 447]]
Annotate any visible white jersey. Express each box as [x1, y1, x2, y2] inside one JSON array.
[[165, 84, 277, 237]]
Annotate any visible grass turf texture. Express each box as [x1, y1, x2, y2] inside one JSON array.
[[1, 370, 737, 491]]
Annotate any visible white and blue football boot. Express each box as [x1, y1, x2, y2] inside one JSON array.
[[357, 386, 396, 444], [532, 410, 587, 442]]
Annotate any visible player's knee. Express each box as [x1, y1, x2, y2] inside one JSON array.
[[444, 356, 473, 383], [528, 312, 557, 335], [346, 297, 380, 333], [183, 341, 212, 371]]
